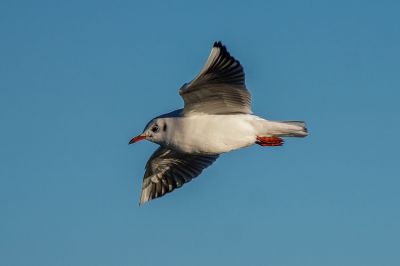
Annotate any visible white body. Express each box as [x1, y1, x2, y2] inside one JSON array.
[[159, 114, 307, 154]]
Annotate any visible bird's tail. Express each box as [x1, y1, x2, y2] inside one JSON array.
[[261, 120, 308, 137]]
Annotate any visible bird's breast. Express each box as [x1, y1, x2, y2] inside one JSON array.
[[163, 115, 259, 154]]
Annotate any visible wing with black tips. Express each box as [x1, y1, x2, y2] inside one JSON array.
[[140, 146, 219, 204], [179, 42, 252, 115]]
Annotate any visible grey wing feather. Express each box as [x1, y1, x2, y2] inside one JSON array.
[[140, 146, 219, 204], [179, 41, 252, 115]]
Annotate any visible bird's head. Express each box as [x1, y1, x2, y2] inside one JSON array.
[[129, 118, 167, 145]]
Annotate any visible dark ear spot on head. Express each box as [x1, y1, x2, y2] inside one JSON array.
[[163, 123, 167, 131]]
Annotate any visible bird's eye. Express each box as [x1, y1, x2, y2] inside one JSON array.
[[151, 125, 159, 133]]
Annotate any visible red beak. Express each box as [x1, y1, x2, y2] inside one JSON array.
[[128, 134, 146, 144]]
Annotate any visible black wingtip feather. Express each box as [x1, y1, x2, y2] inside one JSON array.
[[213, 41, 223, 48], [213, 41, 228, 54], [212, 41, 238, 62]]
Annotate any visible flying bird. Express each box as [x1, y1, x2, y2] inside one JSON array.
[[129, 42, 308, 204]]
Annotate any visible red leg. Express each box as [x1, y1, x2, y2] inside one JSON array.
[[256, 136, 284, 146]]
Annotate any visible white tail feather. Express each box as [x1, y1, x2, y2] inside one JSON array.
[[262, 120, 308, 137]]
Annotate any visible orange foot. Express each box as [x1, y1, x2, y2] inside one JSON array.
[[256, 136, 284, 147]]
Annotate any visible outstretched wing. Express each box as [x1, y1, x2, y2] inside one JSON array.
[[179, 41, 252, 115], [140, 146, 219, 204]]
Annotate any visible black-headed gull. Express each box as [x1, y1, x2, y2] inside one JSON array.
[[129, 42, 308, 204]]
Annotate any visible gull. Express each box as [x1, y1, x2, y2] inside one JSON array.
[[129, 41, 308, 204]]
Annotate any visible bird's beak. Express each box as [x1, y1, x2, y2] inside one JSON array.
[[128, 134, 146, 144]]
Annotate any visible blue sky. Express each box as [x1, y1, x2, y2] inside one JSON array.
[[1, 1, 399, 265]]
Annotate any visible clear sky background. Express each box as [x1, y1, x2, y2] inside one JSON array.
[[1, 1, 399, 265]]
